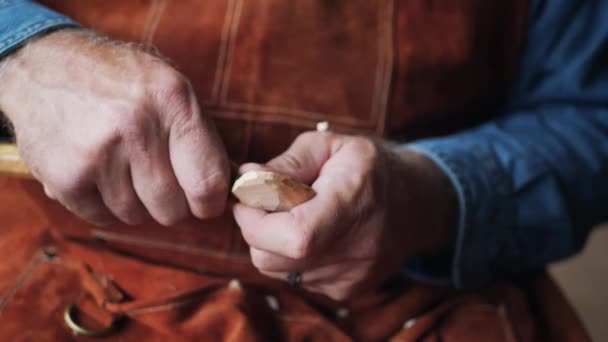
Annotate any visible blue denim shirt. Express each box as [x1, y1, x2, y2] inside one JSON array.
[[1, 0, 607, 289], [406, 0, 608, 287], [0, 0, 76, 58]]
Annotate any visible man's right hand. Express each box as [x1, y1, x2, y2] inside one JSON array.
[[0, 29, 230, 226]]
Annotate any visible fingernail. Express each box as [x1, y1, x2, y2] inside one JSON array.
[[239, 163, 264, 174]]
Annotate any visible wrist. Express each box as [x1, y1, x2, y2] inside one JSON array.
[[0, 28, 87, 122], [392, 147, 459, 255], [0, 26, 84, 69]]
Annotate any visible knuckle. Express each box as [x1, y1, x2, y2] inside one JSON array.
[[250, 250, 272, 270], [59, 196, 114, 227], [155, 210, 186, 227], [296, 131, 318, 143], [153, 70, 192, 118], [157, 69, 188, 95], [112, 108, 152, 150], [289, 228, 315, 260], [149, 180, 179, 201], [340, 168, 368, 195], [47, 164, 93, 199], [352, 137, 380, 163], [273, 152, 303, 171], [327, 289, 350, 301], [296, 131, 332, 145], [145, 182, 189, 226], [187, 171, 230, 205], [345, 139, 379, 188], [111, 199, 145, 225], [324, 281, 357, 301], [239, 221, 261, 247], [71, 138, 107, 167], [114, 107, 146, 133], [85, 213, 116, 227]]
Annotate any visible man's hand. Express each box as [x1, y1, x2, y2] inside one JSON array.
[[0, 30, 230, 226], [233, 132, 457, 301]]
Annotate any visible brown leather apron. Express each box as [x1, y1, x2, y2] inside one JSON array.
[[0, 0, 591, 340]]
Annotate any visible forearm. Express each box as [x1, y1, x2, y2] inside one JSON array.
[[408, 108, 608, 287], [393, 147, 459, 256], [402, 0, 608, 288]]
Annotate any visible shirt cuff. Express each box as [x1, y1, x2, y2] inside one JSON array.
[[402, 136, 515, 289], [0, 0, 80, 58]]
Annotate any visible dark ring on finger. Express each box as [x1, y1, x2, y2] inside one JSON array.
[[288, 271, 302, 287]]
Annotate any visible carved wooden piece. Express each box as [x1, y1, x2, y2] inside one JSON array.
[[231, 171, 316, 212]]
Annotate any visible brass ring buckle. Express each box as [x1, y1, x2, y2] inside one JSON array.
[[63, 303, 117, 337]]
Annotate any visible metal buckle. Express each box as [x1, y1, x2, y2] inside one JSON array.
[[63, 303, 117, 337]]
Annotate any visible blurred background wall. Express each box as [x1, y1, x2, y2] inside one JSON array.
[[551, 225, 608, 342]]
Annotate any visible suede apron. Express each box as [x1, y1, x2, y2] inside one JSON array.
[[0, 1, 591, 340]]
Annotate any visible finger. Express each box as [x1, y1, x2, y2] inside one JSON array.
[[260, 271, 330, 288], [130, 121, 190, 226], [250, 247, 309, 272], [234, 204, 298, 257], [97, 149, 149, 225], [261, 264, 364, 301], [239, 131, 334, 184], [259, 262, 357, 286], [233, 189, 341, 259], [305, 279, 357, 301], [167, 85, 230, 219], [43, 184, 56, 200], [57, 187, 116, 226], [238, 162, 265, 174], [36, 148, 116, 226]]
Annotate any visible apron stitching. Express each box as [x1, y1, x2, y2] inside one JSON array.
[[211, 0, 240, 104], [207, 109, 372, 131], [141, 0, 167, 50], [91, 230, 250, 263], [219, 0, 245, 104], [140, 0, 160, 45], [373, 0, 395, 136], [214, 1, 391, 129], [0, 251, 46, 312]]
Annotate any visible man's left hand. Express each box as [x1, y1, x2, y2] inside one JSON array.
[[233, 131, 457, 301]]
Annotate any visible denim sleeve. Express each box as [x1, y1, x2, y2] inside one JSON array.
[[403, 0, 608, 288], [0, 0, 79, 59]]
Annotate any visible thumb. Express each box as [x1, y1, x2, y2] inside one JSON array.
[[240, 132, 334, 184]]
